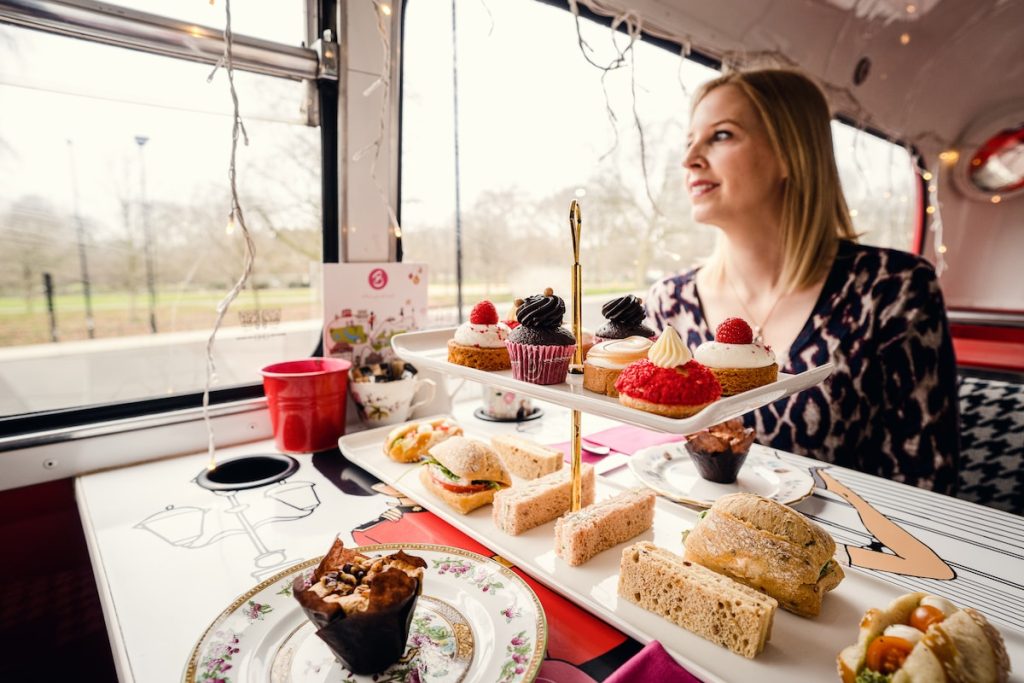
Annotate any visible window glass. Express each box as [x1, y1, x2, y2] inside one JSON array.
[[401, 0, 719, 327], [832, 122, 918, 251], [0, 25, 322, 416], [107, 0, 308, 45]]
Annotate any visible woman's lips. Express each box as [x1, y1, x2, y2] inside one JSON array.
[[689, 181, 719, 198]]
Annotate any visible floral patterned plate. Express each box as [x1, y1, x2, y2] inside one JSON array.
[[629, 443, 815, 508], [183, 544, 546, 683]]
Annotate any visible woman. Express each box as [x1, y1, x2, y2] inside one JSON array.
[[647, 69, 960, 493]]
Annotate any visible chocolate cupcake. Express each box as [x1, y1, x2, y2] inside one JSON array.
[[596, 295, 656, 341], [294, 539, 427, 675], [507, 288, 576, 385], [684, 419, 755, 484]]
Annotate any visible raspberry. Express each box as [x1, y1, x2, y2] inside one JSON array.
[[715, 317, 753, 344], [469, 300, 499, 325]]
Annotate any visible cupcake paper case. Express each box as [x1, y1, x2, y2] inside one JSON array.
[[507, 288, 576, 385]]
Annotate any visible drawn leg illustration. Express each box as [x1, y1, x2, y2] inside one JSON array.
[[814, 468, 954, 580]]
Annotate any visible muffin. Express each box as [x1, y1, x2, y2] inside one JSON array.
[[615, 327, 721, 417], [685, 418, 756, 483], [293, 538, 427, 675], [447, 300, 511, 370], [583, 336, 654, 397], [694, 318, 778, 396], [506, 288, 576, 385], [595, 294, 657, 341]]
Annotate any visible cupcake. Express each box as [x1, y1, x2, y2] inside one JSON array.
[[685, 418, 756, 483], [583, 336, 654, 397], [293, 538, 427, 675], [694, 318, 778, 396], [595, 294, 657, 341], [614, 327, 721, 417], [510, 297, 593, 357], [506, 288, 576, 385], [447, 300, 511, 370]]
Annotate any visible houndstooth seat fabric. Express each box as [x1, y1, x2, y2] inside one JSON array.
[[957, 376, 1024, 515]]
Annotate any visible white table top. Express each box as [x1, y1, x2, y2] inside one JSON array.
[[77, 400, 1024, 682]]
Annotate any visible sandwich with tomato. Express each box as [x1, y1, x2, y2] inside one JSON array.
[[837, 591, 1010, 683], [418, 437, 512, 514]]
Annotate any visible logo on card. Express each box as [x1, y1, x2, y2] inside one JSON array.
[[368, 268, 388, 290]]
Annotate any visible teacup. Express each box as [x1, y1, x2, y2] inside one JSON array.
[[481, 385, 534, 421], [350, 376, 436, 427]]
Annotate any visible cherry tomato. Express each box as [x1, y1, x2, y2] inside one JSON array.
[[865, 636, 913, 674], [909, 605, 945, 632]]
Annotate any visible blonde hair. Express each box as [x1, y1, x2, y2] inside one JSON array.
[[696, 69, 857, 293]]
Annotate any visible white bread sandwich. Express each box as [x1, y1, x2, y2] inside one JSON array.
[[837, 592, 1010, 683], [554, 488, 655, 566], [492, 463, 595, 535], [418, 437, 511, 514], [684, 492, 844, 617], [383, 417, 462, 463], [490, 434, 563, 480], [618, 541, 777, 659]]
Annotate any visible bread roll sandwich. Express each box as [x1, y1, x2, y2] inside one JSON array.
[[554, 488, 655, 566], [618, 541, 777, 658], [490, 434, 563, 479], [383, 417, 462, 463], [683, 492, 843, 617], [837, 592, 1010, 683], [418, 437, 511, 514], [492, 463, 595, 535]]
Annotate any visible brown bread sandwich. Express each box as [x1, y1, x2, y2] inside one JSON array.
[[419, 437, 511, 514], [683, 492, 844, 617], [837, 591, 1010, 683]]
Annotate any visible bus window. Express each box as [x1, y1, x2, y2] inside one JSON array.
[[0, 15, 322, 419]]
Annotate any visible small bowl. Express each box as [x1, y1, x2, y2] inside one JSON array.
[[684, 441, 750, 484]]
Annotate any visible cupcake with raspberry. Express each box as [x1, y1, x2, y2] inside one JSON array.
[[694, 318, 778, 396], [447, 300, 511, 370], [595, 294, 657, 342], [506, 288, 576, 385], [614, 327, 721, 417]]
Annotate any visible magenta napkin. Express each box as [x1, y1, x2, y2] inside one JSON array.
[[605, 641, 703, 683], [549, 424, 686, 463]]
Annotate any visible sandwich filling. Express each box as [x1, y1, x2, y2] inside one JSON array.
[[423, 456, 507, 494], [857, 594, 958, 682]]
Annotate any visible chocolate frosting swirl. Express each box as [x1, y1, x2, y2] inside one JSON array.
[[517, 292, 565, 328], [601, 295, 645, 326]]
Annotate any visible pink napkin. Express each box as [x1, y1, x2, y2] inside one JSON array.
[[548, 424, 686, 463], [605, 641, 703, 683]]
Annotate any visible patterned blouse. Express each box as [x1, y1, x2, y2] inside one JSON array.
[[646, 240, 960, 494]]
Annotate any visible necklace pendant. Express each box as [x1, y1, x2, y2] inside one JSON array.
[[752, 325, 763, 344]]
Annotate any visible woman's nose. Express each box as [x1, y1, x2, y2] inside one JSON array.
[[682, 144, 706, 169]]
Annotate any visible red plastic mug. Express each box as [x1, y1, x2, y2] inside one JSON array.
[[261, 358, 352, 453]]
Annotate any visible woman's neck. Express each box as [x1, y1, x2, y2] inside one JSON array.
[[718, 230, 784, 297]]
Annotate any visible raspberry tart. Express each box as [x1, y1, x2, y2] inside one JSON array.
[[447, 300, 511, 370], [694, 318, 778, 396], [614, 327, 721, 417]]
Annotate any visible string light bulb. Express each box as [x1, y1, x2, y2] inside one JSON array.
[[225, 212, 235, 235], [905, 4, 917, 14], [379, 2, 392, 16], [991, 195, 1002, 204], [899, 33, 911, 45], [849, 208, 859, 217], [937, 244, 948, 254], [926, 206, 936, 214], [938, 149, 960, 164], [922, 171, 933, 181]]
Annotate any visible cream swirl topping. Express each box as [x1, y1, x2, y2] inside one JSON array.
[[585, 336, 653, 369], [453, 321, 510, 348], [694, 340, 776, 368], [648, 327, 692, 368]]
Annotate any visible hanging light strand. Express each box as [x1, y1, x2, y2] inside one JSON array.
[[202, 0, 257, 471]]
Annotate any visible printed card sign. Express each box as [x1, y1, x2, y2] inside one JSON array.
[[322, 263, 427, 366]]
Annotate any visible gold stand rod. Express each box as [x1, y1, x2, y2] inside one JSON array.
[[569, 200, 583, 511]]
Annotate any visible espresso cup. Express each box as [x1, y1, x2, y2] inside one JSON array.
[[481, 385, 534, 420], [350, 376, 436, 427]]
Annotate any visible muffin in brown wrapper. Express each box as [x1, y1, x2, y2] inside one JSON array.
[[685, 419, 756, 484], [293, 539, 427, 675]]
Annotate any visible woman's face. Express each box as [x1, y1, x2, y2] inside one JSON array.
[[683, 85, 786, 229]]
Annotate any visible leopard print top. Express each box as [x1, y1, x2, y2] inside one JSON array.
[[646, 240, 960, 494]]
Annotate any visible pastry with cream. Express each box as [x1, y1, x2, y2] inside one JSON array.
[[694, 318, 778, 396], [614, 327, 721, 417], [582, 336, 654, 397], [447, 300, 511, 370]]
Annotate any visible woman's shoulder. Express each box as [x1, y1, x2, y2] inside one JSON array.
[[837, 240, 938, 280], [645, 266, 702, 325]]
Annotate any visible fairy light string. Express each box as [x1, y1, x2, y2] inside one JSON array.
[[203, 0, 257, 471]]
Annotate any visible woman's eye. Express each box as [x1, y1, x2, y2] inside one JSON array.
[[711, 130, 732, 142]]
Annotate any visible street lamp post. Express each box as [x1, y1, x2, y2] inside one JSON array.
[[135, 135, 158, 334], [67, 139, 95, 339]]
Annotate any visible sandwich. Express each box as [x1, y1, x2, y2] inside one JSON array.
[[492, 463, 595, 535], [418, 437, 512, 514], [383, 417, 462, 463], [683, 492, 844, 617], [618, 541, 777, 658], [554, 488, 655, 566], [490, 434, 563, 479], [837, 592, 1010, 683]]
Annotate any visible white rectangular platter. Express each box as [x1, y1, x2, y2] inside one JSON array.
[[338, 422, 1024, 683], [392, 328, 833, 434]]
